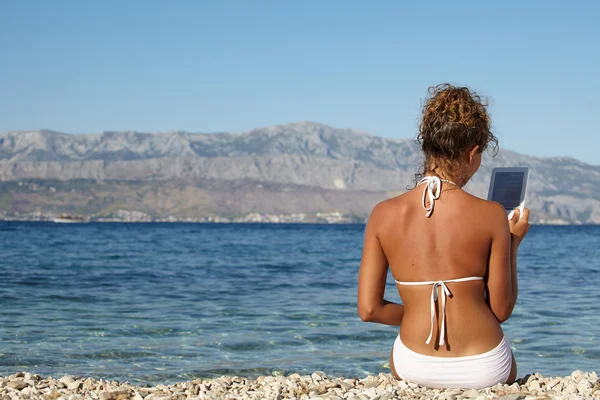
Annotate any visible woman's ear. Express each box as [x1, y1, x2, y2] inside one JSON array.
[[468, 145, 480, 165]]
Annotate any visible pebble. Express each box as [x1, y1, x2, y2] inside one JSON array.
[[98, 392, 115, 400], [497, 395, 525, 400], [0, 371, 598, 399], [67, 381, 82, 391], [5, 381, 26, 391], [462, 388, 480, 397]]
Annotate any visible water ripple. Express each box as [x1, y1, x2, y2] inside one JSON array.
[[0, 222, 598, 384]]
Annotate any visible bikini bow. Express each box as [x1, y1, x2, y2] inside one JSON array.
[[426, 280, 452, 346], [418, 176, 442, 217]]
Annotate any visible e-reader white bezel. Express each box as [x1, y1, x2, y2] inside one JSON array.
[[487, 167, 530, 212]]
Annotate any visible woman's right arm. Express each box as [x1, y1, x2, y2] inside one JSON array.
[[487, 205, 530, 323]]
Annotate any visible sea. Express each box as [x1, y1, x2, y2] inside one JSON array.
[[0, 222, 598, 385]]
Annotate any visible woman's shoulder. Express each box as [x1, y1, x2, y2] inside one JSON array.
[[368, 191, 415, 224], [463, 192, 510, 223], [373, 189, 415, 210]]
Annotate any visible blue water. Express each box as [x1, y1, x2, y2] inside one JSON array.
[[0, 222, 598, 384]]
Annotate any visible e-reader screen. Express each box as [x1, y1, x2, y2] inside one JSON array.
[[487, 167, 530, 219], [489, 171, 526, 210]]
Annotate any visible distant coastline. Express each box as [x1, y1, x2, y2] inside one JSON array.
[[2, 123, 599, 225], [0, 212, 584, 225], [0, 210, 364, 224]]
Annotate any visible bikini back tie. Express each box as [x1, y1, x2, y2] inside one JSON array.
[[395, 276, 484, 346]]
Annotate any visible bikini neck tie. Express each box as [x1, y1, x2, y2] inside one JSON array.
[[417, 176, 458, 217]]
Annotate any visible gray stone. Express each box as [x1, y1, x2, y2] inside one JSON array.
[[311, 372, 327, 383], [577, 379, 593, 389], [362, 380, 380, 389], [189, 384, 200, 395], [59, 376, 75, 385], [570, 370, 585, 382], [98, 392, 116, 400], [6, 380, 26, 390], [497, 395, 525, 400], [20, 387, 33, 396], [440, 394, 457, 400], [462, 389, 480, 398], [67, 381, 82, 391], [528, 380, 542, 392]]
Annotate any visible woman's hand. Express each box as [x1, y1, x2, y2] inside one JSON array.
[[509, 207, 530, 247]]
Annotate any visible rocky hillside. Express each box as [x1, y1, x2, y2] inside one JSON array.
[[0, 122, 598, 223]]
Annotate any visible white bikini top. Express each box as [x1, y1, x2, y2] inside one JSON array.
[[394, 176, 484, 347]]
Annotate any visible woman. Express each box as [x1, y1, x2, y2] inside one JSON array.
[[357, 84, 530, 389]]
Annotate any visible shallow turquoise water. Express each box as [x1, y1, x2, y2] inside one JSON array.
[[0, 222, 598, 384]]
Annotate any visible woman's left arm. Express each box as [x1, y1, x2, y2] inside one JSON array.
[[357, 204, 404, 326]]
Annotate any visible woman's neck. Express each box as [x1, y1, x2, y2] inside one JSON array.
[[424, 170, 468, 188]]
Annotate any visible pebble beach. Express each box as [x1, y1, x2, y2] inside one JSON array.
[[1, 371, 598, 400]]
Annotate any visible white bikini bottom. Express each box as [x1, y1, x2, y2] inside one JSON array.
[[392, 335, 513, 389]]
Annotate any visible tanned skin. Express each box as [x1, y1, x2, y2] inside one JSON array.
[[357, 147, 530, 383]]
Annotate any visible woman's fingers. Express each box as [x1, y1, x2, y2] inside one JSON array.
[[509, 207, 530, 245]]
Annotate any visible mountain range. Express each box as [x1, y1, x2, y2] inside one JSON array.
[[1, 122, 598, 223]]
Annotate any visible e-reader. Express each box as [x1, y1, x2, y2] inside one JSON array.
[[487, 167, 530, 220]]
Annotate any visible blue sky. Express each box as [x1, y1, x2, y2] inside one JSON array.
[[0, 1, 598, 165]]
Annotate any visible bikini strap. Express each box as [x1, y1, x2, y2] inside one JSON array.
[[394, 276, 484, 286]]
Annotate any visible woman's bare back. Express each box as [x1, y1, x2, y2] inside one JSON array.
[[357, 84, 531, 387], [374, 184, 504, 356]]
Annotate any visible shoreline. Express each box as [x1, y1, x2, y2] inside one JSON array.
[[1, 218, 597, 226], [1, 371, 598, 399]]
